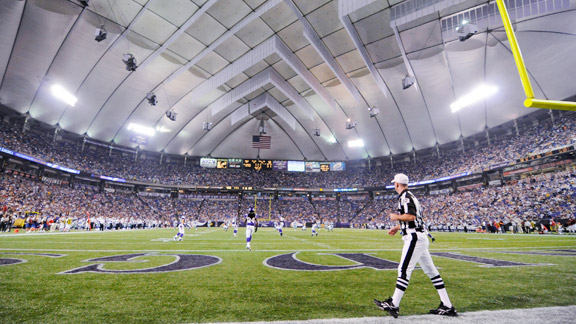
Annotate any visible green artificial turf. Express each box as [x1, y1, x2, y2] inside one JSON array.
[[1, 228, 575, 323]]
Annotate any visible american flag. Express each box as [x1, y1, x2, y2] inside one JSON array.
[[252, 135, 271, 149]]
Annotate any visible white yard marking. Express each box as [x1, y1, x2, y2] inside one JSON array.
[[207, 305, 576, 324]]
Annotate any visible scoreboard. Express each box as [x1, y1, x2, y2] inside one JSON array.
[[243, 159, 273, 171]]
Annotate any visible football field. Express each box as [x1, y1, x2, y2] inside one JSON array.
[[1, 228, 575, 324]]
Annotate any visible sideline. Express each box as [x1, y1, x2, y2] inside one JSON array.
[[209, 305, 576, 324]]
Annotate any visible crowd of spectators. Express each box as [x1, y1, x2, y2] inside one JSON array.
[[1, 113, 575, 188], [1, 166, 575, 233], [1, 111, 576, 233]]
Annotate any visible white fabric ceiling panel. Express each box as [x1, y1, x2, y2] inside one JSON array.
[[195, 51, 229, 75], [244, 88, 267, 101], [185, 11, 226, 46], [148, 0, 199, 27], [446, 42, 487, 137], [277, 22, 308, 52], [513, 31, 576, 102], [483, 38, 536, 129], [260, 1, 297, 32], [271, 60, 298, 80], [287, 75, 311, 93], [400, 20, 443, 54], [379, 62, 436, 150], [244, 0, 268, 10], [0, 0, 25, 88], [153, 95, 224, 154], [0, 0, 80, 114], [62, 30, 158, 136], [207, 0, 252, 29], [321, 28, 356, 57], [350, 69, 411, 154], [268, 69, 315, 120], [294, 45, 323, 68], [294, 0, 331, 15], [2, 0, 575, 162], [158, 66, 211, 112], [266, 88, 290, 104], [346, 0, 387, 23], [28, 10, 124, 125], [304, 1, 343, 38], [335, 50, 366, 73], [166, 32, 206, 61], [90, 53, 184, 143], [214, 36, 251, 62], [87, 0, 142, 27], [310, 64, 337, 84], [353, 8, 394, 44], [365, 36, 401, 64], [130, 9, 176, 45], [211, 68, 270, 115], [226, 73, 250, 89], [409, 46, 462, 145], [235, 18, 275, 48]]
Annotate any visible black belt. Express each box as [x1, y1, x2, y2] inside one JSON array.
[[401, 228, 424, 236]]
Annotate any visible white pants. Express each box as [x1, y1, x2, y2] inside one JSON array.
[[398, 232, 439, 281], [246, 225, 255, 243]]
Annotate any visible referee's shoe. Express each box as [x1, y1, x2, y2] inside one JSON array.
[[430, 302, 458, 316], [373, 298, 399, 318]]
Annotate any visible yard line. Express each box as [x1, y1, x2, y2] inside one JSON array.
[[2, 245, 576, 253]]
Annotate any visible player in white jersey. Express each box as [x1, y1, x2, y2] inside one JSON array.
[[311, 220, 319, 237], [174, 217, 185, 241], [245, 209, 258, 250], [232, 217, 238, 236], [301, 221, 306, 231], [223, 221, 229, 232], [276, 217, 284, 236]]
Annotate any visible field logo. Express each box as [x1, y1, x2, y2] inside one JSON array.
[[60, 253, 222, 274], [0, 252, 65, 267], [264, 252, 399, 271]]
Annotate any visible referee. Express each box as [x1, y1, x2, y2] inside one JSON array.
[[374, 173, 457, 318]]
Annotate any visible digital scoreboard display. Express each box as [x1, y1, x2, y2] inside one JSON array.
[[216, 159, 228, 169], [228, 158, 242, 168], [243, 159, 273, 171]]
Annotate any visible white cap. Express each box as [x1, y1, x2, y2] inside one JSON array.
[[391, 173, 409, 184]]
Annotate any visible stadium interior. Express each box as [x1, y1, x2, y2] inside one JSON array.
[[0, 0, 576, 323]]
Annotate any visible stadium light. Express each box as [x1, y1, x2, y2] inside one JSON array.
[[127, 123, 155, 136], [450, 84, 498, 113], [51, 84, 77, 107], [348, 139, 364, 148]]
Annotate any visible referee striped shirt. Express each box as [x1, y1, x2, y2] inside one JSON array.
[[397, 189, 425, 234]]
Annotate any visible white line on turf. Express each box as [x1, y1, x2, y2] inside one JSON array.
[[1, 246, 576, 253], [206, 305, 576, 324]]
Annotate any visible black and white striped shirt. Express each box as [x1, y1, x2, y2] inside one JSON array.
[[396, 189, 425, 234]]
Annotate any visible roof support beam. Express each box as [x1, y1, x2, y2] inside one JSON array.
[[210, 67, 314, 121], [338, 0, 387, 98], [230, 93, 296, 130], [284, 0, 365, 106], [392, 25, 418, 91], [136, 0, 219, 71]]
